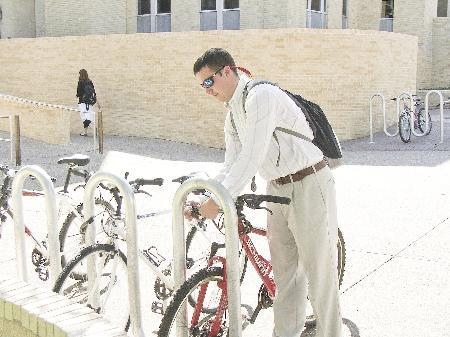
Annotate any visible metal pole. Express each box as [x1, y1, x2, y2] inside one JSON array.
[[9, 115, 14, 163], [369, 93, 389, 142], [11, 165, 60, 284], [172, 178, 241, 337], [83, 171, 144, 337], [97, 103, 104, 154], [425, 90, 444, 143], [14, 115, 21, 166]]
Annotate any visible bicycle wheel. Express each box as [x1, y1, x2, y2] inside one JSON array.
[[305, 227, 346, 328], [158, 266, 229, 337], [417, 108, 432, 135], [52, 243, 130, 332], [398, 110, 411, 143], [59, 199, 116, 270]]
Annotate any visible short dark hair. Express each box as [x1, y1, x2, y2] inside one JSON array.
[[193, 48, 237, 75]]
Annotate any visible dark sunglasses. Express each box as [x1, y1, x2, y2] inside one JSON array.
[[200, 66, 225, 89]]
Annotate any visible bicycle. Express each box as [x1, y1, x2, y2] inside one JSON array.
[[51, 174, 236, 332], [395, 95, 432, 143], [0, 154, 121, 282], [157, 193, 346, 337]]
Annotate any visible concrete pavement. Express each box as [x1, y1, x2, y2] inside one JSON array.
[[0, 107, 449, 337]]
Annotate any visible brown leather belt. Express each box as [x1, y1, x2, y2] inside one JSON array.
[[274, 159, 328, 185]]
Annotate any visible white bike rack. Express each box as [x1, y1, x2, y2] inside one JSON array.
[[369, 93, 399, 143], [172, 178, 241, 337], [425, 90, 444, 143], [83, 171, 144, 337], [11, 165, 61, 284]]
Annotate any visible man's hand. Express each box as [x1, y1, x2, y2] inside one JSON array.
[[199, 198, 220, 220]]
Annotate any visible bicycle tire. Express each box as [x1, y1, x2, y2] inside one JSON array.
[[52, 243, 130, 332], [398, 110, 411, 143], [158, 266, 227, 337], [417, 108, 432, 135], [305, 227, 346, 327], [59, 198, 116, 269]]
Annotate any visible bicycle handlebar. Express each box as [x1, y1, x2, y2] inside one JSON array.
[[236, 194, 291, 210], [131, 178, 164, 187]]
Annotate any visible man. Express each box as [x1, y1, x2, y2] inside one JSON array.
[[191, 47, 342, 337]]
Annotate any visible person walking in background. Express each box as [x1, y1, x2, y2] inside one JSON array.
[[188, 48, 343, 337], [76, 69, 96, 136]]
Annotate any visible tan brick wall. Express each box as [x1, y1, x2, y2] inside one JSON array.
[[327, 0, 343, 29], [43, 0, 128, 37], [0, 98, 71, 144], [0, 0, 36, 38], [0, 279, 126, 337], [172, 0, 200, 32], [395, 0, 437, 89], [348, 0, 381, 30], [0, 29, 417, 148], [432, 18, 450, 89]]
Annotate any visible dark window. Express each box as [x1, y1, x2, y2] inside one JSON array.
[[224, 0, 239, 9], [342, 0, 348, 16], [138, 0, 151, 15], [382, 0, 394, 18], [201, 0, 216, 11], [437, 0, 448, 17], [158, 0, 171, 14]]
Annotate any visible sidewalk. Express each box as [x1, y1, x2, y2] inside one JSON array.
[[1, 108, 449, 337]]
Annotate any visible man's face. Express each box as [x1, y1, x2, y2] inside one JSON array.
[[195, 65, 236, 103]]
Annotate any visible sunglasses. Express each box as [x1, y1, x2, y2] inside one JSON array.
[[200, 66, 225, 89]]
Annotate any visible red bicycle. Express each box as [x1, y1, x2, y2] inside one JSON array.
[[158, 194, 346, 337]]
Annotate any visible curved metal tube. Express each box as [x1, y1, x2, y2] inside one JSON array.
[[369, 93, 398, 142], [172, 178, 241, 337], [425, 90, 444, 143], [11, 165, 60, 284], [83, 171, 144, 337]]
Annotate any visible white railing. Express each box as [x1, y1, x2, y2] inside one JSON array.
[[11, 165, 61, 284], [200, 10, 218, 31], [306, 10, 328, 29], [379, 18, 393, 32], [342, 15, 348, 29], [223, 9, 240, 30], [137, 13, 171, 33], [369, 93, 400, 142], [172, 178, 241, 337]]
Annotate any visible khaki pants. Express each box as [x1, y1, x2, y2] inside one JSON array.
[[267, 166, 342, 337]]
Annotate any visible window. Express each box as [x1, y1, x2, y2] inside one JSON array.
[[306, 0, 327, 28], [137, 0, 171, 33], [200, 0, 240, 31], [138, 0, 150, 15], [380, 0, 394, 31], [437, 0, 448, 17], [342, 0, 348, 28]]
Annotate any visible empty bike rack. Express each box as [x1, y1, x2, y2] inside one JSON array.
[[369, 93, 399, 143], [172, 178, 241, 337], [11, 165, 61, 284], [424, 90, 444, 143], [83, 171, 143, 337]]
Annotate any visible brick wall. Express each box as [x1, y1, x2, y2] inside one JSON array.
[[432, 18, 450, 89], [0, 279, 126, 337], [327, 0, 343, 29], [0, 29, 417, 148], [0, 0, 36, 38], [348, 0, 381, 30]]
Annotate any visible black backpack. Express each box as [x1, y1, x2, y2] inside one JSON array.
[[82, 81, 97, 106], [232, 80, 342, 164]]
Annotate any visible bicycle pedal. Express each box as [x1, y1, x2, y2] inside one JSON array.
[[151, 301, 164, 315]]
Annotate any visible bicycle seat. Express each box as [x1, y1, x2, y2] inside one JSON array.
[[57, 154, 90, 166]]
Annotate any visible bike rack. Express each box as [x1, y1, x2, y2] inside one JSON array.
[[172, 178, 241, 337], [369, 93, 398, 143], [424, 90, 444, 143], [11, 165, 61, 284], [83, 171, 144, 337]]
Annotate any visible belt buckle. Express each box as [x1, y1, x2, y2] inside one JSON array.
[[288, 173, 294, 183]]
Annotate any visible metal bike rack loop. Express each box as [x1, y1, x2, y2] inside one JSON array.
[[369, 93, 398, 142], [425, 90, 444, 143], [83, 171, 144, 337], [172, 178, 241, 337], [11, 165, 61, 284]]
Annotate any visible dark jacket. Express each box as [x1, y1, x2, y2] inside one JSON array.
[[76, 80, 95, 104]]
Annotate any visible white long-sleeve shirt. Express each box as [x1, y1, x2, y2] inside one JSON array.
[[215, 75, 324, 198]]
